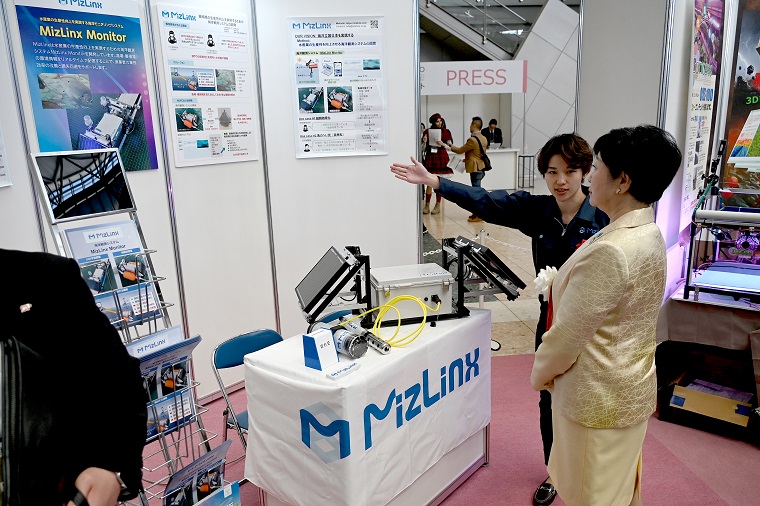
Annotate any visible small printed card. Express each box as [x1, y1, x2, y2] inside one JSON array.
[[303, 328, 339, 371]]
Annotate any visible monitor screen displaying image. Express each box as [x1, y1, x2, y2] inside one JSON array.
[[295, 247, 355, 313], [31, 149, 135, 224]]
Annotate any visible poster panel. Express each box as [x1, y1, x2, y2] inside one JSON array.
[[13, 0, 158, 171], [289, 17, 389, 158], [722, 0, 760, 207], [155, 4, 258, 166], [681, 0, 724, 231], [0, 122, 10, 187]]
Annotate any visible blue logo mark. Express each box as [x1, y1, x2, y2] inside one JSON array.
[[300, 403, 350, 463]]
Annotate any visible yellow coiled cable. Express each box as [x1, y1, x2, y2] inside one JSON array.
[[338, 295, 440, 347]]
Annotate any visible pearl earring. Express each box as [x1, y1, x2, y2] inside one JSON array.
[[616, 188, 621, 194]]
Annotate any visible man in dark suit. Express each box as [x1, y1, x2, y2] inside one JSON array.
[[481, 118, 504, 148], [1, 248, 146, 506]]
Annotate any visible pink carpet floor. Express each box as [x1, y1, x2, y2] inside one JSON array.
[[163, 354, 759, 505]]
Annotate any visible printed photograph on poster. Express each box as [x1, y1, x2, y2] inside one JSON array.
[[290, 17, 389, 158], [155, 4, 258, 167], [722, 1, 760, 205], [14, 0, 159, 171], [680, 0, 724, 231], [298, 87, 325, 113]]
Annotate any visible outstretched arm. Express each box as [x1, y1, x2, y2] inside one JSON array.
[[390, 156, 440, 189]]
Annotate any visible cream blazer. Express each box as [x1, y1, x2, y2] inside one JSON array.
[[530, 207, 665, 429]]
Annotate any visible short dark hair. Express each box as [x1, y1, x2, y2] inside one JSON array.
[[489, 119, 498, 126], [471, 116, 483, 129], [593, 125, 682, 204], [537, 133, 593, 176]]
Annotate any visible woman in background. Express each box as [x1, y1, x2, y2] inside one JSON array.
[[531, 125, 682, 506], [420, 113, 453, 214]]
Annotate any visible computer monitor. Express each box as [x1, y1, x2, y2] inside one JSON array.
[[296, 247, 357, 314], [30, 148, 136, 224]]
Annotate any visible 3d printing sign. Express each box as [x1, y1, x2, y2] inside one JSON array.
[[290, 16, 389, 158], [14, 0, 159, 171], [155, 3, 258, 167]]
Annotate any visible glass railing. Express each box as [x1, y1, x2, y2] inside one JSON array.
[[427, 0, 534, 57]]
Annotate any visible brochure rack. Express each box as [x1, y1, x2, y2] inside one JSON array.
[[27, 148, 213, 505]]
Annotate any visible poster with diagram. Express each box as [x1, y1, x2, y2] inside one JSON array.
[[289, 17, 389, 158], [64, 220, 162, 328], [13, 0, 159, 171], [155, 4, 258, 166]]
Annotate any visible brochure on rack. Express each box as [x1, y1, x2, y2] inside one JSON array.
[[126, 333, 202, 441], [65, 220, 163, 328], [163, 439, 232, 506], [195, 481, 240, 506]]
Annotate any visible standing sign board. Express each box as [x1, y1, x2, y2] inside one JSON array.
[[289, 17, 389, 158], [680, 0, 724, 231], [12, 0, 159, 171], [154, 4, 259, 166]]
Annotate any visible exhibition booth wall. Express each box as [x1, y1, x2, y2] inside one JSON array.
[[0, 0, 419, 398], [0, 0, 703, 400]]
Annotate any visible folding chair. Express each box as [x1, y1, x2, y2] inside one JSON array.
[[211, 329, 283, 451]]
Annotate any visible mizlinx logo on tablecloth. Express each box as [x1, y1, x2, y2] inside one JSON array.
[[299, 348, 481, 463]]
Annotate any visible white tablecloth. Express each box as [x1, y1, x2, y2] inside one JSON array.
[[244, 309, 492, 506]]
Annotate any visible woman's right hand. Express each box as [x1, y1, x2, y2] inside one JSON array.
[[390, 156, 439, 189]]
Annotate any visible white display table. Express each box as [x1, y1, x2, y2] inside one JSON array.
[[450, 148, 519, 191], [244, 309, 492, 506]]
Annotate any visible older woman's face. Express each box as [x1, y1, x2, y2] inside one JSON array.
[[587, 155, 618, 212]]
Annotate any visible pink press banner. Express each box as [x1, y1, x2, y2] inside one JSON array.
[[681, 0, 724, 231]]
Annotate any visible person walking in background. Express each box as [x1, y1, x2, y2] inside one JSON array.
[[421, 113, 453, 214], [481, 118, 503, 148], [390, 133, 608, 505], [531, 125, 682, 506], [440, 116, 489, 222]]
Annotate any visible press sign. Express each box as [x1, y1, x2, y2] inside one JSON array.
[[421, 60, 527, 95]]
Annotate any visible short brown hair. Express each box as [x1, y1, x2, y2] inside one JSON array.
[[537, 133, 593, 176]]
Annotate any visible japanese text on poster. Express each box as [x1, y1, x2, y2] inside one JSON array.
[[289, 17, 389, 158], [681, 0, 723, 230], [14, 0, 159, 171], [155, 4, 258, 166]]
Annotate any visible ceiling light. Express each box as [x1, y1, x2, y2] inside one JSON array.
[[500, 29, 524, 35]]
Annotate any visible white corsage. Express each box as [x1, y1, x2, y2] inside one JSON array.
[[533, 266, 558, 297]]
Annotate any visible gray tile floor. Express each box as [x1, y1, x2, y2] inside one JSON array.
[[422, 171, 550, 356]]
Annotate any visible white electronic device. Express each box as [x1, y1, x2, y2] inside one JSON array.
[[370, 264, 453, 320]]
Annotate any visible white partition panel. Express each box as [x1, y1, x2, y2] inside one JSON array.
[[576, 0, 668, 142], [147, 0, 277, 398], [254, 0, 419, 339]]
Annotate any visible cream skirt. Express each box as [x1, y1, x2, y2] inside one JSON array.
[[548, 413, 647, 506]]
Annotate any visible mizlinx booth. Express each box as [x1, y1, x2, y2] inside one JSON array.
[[243, 242, 525, 506]]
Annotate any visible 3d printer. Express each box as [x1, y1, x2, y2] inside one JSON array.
[[685, 141, 760, 302]]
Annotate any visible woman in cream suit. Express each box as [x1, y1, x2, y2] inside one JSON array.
[[530, 125, 682, 506]]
